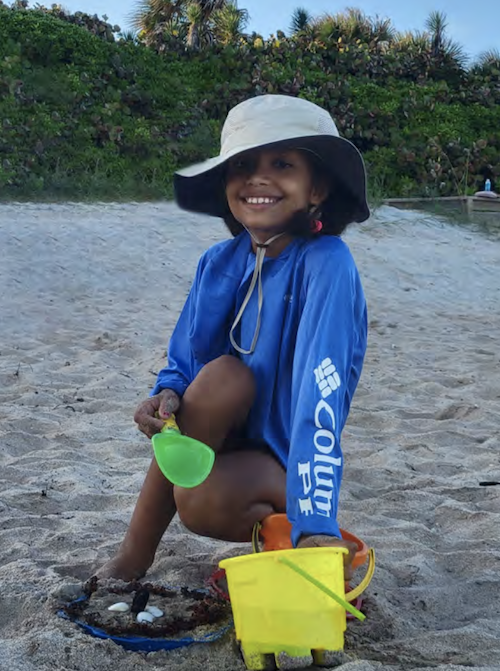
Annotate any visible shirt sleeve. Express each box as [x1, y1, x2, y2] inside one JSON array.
[[150, 254, 207, 398], [287, 246, 367, 546]]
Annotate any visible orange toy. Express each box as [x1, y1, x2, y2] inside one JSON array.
[[253, 514, 369, 571]]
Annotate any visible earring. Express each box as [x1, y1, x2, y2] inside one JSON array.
[[309, 205, 323, 234], [311, 219, 323, 233]]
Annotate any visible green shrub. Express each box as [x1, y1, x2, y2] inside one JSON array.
[[0, 4, 499, 200]]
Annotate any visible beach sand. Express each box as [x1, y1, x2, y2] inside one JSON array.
[[1, 202, 499, 671]]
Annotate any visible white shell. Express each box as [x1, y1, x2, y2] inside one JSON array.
[[107, 602, 129, 613], [145, 605, 164, 618], [136, 611, 154, 624]]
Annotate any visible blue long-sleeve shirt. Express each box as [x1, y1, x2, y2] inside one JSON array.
[[151, 231, 367, 545]]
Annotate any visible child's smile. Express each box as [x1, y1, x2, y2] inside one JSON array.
[[241, 196, 282, 210], [225, 148, 326, 241]]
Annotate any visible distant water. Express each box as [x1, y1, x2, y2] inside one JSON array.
[[374, 204, 500, 242], [434, 210, 499, 242], [460, 214, 500, 241]]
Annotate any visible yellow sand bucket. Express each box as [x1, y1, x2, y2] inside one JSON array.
[[219, 546, 375, 670]]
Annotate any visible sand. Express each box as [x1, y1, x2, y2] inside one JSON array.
[[0, 202, 499, 671]]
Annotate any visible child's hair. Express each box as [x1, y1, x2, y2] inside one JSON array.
[[222, 149, 357, 239]]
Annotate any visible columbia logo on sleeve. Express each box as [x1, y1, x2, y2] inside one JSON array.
[[297, 357, 343, 520], [314, 358, 341, 398]]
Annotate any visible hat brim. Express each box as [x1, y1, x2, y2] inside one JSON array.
[[174, 135, 370, 224]]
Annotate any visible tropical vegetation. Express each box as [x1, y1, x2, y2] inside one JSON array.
[[0, 1, 499, 200]]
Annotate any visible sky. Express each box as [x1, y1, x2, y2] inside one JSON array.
[[23, 0, 500, 61]]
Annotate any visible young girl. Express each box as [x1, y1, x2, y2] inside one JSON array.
[[98, 94, 370, 581]]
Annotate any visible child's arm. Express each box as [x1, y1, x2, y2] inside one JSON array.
[[287, 243, 367, 547], [151, 298, 196, 398], [150, 253, 210, 398]]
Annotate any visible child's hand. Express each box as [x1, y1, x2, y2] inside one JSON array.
[[133, 389, 181, 439], [297, 535, 357, 581]]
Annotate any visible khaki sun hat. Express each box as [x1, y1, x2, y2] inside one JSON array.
[[174, 94, 370, 224]]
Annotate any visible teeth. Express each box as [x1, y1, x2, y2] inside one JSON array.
[[246, 197, 277, 204]]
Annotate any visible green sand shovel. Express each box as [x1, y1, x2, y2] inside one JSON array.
[[152, 415, 215, 488]]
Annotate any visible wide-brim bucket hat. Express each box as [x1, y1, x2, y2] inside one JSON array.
[[174, 94, 370, 224]]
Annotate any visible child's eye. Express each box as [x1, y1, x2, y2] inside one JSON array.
[[274, 159, 293, 169], [229, 158, 250, 172]]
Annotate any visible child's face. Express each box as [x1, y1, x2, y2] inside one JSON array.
[[225, 148, 326, 237]]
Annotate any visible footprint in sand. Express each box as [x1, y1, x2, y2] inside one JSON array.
[[437, 376, 475, 389], [435, 403, 480, 421]]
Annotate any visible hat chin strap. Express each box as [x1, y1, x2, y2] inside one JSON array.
[[230, 228, 285, 355]]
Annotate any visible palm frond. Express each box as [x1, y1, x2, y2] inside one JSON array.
[[213, 0, 249, 45], [443, 38, 468, 68], [119, 30, 139, 42], [290, 6, 312, 34], [425, 10, 448, 54], [371, 16, 396, 43], [128, 0, 186, 32], [186, 0, 203, 24], [198, 0, 227, 22], [312, 7, 395, 44], [425, 10, 448, 38], [475, 48, 500, 68]]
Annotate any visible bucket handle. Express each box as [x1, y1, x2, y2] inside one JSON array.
[[253, 522, 375, 604], [278, 556, 366, 622], [345, 548, 375, 602], [251, 521, 262, 553]]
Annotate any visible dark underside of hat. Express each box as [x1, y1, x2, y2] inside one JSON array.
[[174, 135, 370, 225]]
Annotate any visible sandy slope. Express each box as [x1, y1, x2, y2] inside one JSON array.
[[0, 202, 499, 671]]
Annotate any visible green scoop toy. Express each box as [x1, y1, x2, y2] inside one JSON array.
[[151, 415, 215, 488]]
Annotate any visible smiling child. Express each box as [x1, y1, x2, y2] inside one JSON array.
[[97, 94, 370, 581]]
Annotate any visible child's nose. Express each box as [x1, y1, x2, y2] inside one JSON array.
[[247, 160, 271, 184]]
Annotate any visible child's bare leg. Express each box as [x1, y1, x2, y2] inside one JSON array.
[[175, 457, 358, 579], [174, 449, 286, 542], [95, 459, 175, 581], [95, 355, 255, 580]]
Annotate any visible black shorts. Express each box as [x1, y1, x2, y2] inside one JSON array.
[[221, 426, 284, 468]]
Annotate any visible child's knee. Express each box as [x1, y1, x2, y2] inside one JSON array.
[[174, 486, 221, 537], [208, 355, 255, 393], [186, 355, 255, 410], [224, 356, 255, 408]]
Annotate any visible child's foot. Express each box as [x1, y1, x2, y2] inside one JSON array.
[[297, 535, 357, 580], [94, 550, 154, 582]]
